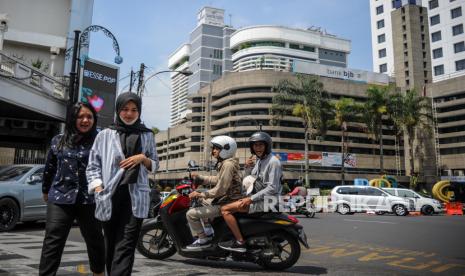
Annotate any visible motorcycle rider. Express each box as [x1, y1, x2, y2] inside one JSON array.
[[185, 135, 243, 250], [219, 132, 282, 252], [288, 181, 307, 212]]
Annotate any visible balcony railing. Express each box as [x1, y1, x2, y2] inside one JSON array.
[[0, 52, 68, 101]]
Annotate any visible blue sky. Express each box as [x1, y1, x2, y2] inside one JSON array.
[[89, 0, 373, 130]]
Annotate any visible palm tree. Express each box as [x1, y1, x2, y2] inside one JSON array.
[[362, 85, 391, 174], [387, 89, 432, 187], [270, 74, 331, 188], [332, 97, 361, 185]]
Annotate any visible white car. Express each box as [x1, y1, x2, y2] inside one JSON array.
[[382, 188, 443, 215], [329, 185, 414, 216]]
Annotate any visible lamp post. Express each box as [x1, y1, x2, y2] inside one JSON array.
[[66, 25, 123, 123], [137, 69, 193, 175], [138, 69, 193, 97]]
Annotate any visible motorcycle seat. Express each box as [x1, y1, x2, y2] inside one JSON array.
[[234, 212, 282, 220]]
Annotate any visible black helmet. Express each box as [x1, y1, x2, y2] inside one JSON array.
[[249, 132, 272, 155]]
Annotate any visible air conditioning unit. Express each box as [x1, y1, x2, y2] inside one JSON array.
[[11, 120, 28, 129], [0, 118, 5, 127], [34, 122, 49, 131]]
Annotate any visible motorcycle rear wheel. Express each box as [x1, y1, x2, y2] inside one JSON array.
[[137, 223, 176, 259], [258, 231, 301, 270]]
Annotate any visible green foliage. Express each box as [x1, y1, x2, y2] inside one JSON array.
[[152, 127, 160, 135], [270, 74, 331, 136]]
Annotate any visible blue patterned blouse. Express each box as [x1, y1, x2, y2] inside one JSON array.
[[42, 134, 95, 204]]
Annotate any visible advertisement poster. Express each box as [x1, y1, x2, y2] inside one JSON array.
[[322, 152, 342, 167], [80, 59, 119, 128]]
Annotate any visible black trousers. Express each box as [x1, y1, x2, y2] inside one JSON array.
[[102, 184, 143, 276], [39, 202, 105, 276]]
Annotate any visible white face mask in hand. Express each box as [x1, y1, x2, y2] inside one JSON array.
[[120, 115, 138, 125]]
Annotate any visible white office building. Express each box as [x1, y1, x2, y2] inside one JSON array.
[[370, 0, 465, 82]]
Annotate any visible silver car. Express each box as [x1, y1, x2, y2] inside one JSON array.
[[0, 164, 46, 231]]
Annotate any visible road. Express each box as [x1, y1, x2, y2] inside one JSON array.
[[0, 213, 464, 275]]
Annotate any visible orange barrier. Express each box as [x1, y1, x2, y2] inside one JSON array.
[[445, 202, 463, 215]]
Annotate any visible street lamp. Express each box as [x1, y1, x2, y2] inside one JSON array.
[[66, 25, 122, 123], [138, 69, 193, 97]]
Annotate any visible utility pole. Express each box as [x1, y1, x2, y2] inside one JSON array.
[[129, 68, 134, 92], [136, 63, 145, 96]]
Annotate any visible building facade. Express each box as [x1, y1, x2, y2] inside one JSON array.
[[370, 0, 465, 82], [168, 7, 235, 126]]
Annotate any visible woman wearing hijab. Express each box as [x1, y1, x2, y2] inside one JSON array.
[[40, 102, 105, 276], [87, 92, 159, 275]]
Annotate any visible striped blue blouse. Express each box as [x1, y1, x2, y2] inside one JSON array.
[[86, 129, 159, 221]]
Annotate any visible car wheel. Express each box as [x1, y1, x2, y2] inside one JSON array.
[[421, 205, 434, 216], [337, 204, 351, 215], [0, 198, 20, 231], [393, 204, 408, 216]]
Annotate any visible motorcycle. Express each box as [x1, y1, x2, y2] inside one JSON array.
[[286, 196, 316, 218], [137, 161, 309, 270]]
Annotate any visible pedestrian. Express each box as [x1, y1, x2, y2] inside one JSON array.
[[185, 135, 243, 250], [39, 102, 105, 276], [86, 92, 158, 275], [219, 132, 282, 252]]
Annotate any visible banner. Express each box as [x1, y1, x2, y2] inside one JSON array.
[[322, 152, 342, 167], [80, 59, 119, 128]]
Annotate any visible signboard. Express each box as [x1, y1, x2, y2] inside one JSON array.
[[292, 60, 390, 85], [80, 59, 119, 128], [197, 7, 224, 27], [273, 151, 356, 168], [440, 176, 465, 182], [322, 152, 342, 167]]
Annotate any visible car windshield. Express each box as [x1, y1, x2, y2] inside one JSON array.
[[0, 166, 33, 181], [416, 191, 432, 198]]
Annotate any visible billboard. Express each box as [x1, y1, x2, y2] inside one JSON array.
[[273, 151, 356, 168], [80, 59, 119, 128]]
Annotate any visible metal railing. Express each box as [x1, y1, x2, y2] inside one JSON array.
[[0, 52, 69, 101]]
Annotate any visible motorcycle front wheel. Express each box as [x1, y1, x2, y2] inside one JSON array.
[[258, 231, 301, 270], [137, 223, 176, 260]]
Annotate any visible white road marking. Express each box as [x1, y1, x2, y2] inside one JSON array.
[[343, 219, 398, 224]]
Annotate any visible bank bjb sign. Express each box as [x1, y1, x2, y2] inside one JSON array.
[[80, 59, 119, 128]]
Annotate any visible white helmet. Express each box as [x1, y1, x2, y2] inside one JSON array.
[[210, 135, 237, 160]]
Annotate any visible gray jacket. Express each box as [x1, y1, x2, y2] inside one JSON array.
[[246, 153, 282, 212]]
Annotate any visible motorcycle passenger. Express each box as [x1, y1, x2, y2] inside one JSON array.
[[288, 183, 307, 212], [219, 132, 282, 253], [185, 135, 243, 250]]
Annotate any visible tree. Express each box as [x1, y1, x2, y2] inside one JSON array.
[[331, 97, 361, 185], [387, 89, 432, 187], [270, 74, 331, 188], [152, 127, 160, 135], [362, 85, 391, 174]]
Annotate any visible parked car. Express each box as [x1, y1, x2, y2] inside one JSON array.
[[329, 185, 414, 216], [382, 188, 443, 215], [0, 164, 46, 231]]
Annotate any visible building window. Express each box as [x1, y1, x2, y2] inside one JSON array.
[[376, 5, 384, 15], [213, 49, 223, 59], [378, 48, 387, 58], [454, 41, 465, 53], [434, 65, 444, 76], [379, 63, 387, 73], [429, 0, 439, 9], [213, 64, 222, 75], [430, 14, 440, 26], [451, 7, 462, 19], [378, 34, 386, 43], [453, 24, 464, 36], [377, 19, 385, 29], [433, 48, 443, 59], [456, 59, 465, 71], [431, 31, 442, 42]]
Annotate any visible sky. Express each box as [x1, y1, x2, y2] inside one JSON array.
[[89, 0, 373, 130]]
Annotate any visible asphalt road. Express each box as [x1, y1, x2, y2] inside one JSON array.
[[1, 213, 464, 275]]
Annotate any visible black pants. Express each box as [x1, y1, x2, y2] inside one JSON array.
[[39, 202, 105, 276], [102, 184, 143, 276]]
